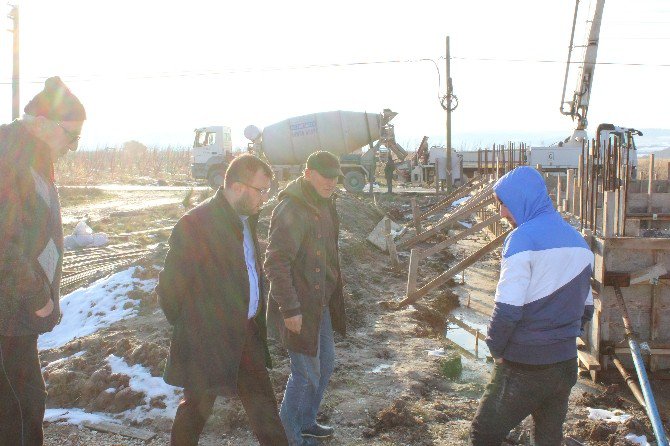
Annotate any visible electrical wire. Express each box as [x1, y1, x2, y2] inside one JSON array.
[[0, 57, 444, 85], [449, 55, 670, 67]]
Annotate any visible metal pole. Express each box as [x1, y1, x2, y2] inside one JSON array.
[[613, 286, 669, 446], [608, 351, 647, 408], [445, 36, 453, 189]]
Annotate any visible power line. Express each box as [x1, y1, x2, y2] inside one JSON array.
[[450, 56, 670, 68], [1, 51, 669, 87], [0, 57, 442, 84]]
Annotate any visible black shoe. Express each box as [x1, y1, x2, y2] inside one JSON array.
[[301, 424, 334, 438]]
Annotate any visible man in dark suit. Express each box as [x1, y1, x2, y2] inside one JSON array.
[[157, 154, 288, 446]]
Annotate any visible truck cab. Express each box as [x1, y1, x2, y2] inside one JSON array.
[[191, 126, 233, 188]]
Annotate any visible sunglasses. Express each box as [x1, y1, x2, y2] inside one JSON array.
[[55, 121, 81, 144]]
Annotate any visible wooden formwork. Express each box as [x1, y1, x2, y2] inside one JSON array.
[[582, 236, 670, 378]]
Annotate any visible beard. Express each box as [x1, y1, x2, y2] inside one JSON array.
[[232, 190, 258, 216]]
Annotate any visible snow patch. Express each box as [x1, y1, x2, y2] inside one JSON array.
[[42, 351, 86, 371], [107, 354, 182, 421], [38, 267, 156, 351], [44, 408, 117, 425], [368, 363, 393, 374], [587, 408, 632, 423], [625, 433, 650, 446]]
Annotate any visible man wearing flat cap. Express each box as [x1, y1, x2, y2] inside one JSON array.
[[0, 76, 85, 445], [265, 151, 347, 446]]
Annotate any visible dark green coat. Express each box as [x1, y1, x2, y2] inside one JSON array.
[[264, 178, 346, 357], [157, 189, 270, 395]]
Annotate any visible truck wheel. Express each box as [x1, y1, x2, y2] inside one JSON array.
[[343, 171, 366, 193], [207, 166, 226, 189]]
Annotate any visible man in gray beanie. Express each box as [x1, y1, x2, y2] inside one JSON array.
[[0, 76, 86, 446]]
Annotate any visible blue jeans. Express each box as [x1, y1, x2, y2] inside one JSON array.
[[280, 307, 335, 446]]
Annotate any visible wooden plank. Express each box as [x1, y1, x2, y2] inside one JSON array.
[[566, 169, 574, 213], [605, 237, 670, 251], [384, 218, 399, 268], [648, 154, 655, 213], [397, 195, 495, 249], [629, 263, 667, 285], [603, 191, 615, 238], [418, 214, 502, 260], [386, 234, 399, 269], [398, 230, 509, 307], [650, 251, 661, 372], [572, 178, 579, 218], [577, 350, 601, 371], [411, 198, 422, 234], [83, 421, 156, 441], [577, 337, 586, 348], [406, 249, 420, 295], [418, 175, 483, 222]]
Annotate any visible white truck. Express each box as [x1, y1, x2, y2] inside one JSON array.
[[190, 126, 234, 188]]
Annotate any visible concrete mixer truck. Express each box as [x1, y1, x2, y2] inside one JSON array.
[[243, 108, 408, 192], [191, 109, 407, 192]]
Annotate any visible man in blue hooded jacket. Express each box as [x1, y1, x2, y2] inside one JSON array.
[[470, 167, 594, 446]]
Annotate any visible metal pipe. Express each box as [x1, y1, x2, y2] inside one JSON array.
[[613, 286, 669, 446], [623, 138, 631, 236], [608, 350, 646, 408]]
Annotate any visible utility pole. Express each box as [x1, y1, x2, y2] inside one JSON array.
[[445, 36, 453, 189], [8, 5, 19, 121]]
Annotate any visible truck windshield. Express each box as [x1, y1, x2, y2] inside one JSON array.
[[194, 132, 216, 148]]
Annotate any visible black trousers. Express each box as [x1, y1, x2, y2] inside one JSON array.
[[0, 335, 46, 446], [171, 321, 288, 446], [470, 358, 577, 446]]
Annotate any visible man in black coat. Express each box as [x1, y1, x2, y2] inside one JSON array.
[[157, 154, 288, 446], [0, 77, 86, 446], [265, 151, 346, 446]]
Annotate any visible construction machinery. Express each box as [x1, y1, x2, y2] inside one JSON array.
[[530, 0, 638, 173], [244, 108, 407, 192], [190, 126, 234, 188]]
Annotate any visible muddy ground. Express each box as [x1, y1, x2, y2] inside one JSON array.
[[42, 186, 668, 445]]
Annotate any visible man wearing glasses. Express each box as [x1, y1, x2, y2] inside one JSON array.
[[157, 154, 288, 446], [0, 76, 85, 445], [265, 151, 347, 446]]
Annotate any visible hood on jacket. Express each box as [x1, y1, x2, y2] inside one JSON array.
[[493, 166, 555, 226]]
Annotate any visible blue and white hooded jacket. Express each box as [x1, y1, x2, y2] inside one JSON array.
[[487, 167, 594, 365]]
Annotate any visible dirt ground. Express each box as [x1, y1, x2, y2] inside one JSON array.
[[42, 186, 668, 445]]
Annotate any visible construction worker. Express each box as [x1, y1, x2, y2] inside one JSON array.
[[384, 153, 396, 194], [470, 166, 594, 446]]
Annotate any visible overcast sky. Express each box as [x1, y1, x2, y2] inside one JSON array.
[[0, 0, 668, 150]]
